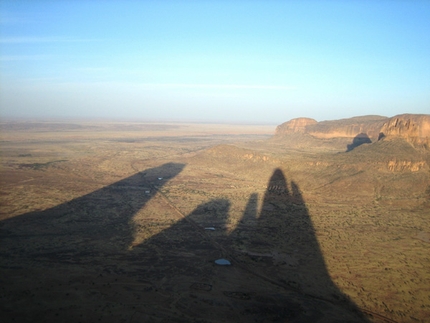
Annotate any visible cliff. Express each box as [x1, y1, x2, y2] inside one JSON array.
[[274, 114, 430, 150], [275, 115, 387, 140], [275, 118, 317, 134], [379, 114, 430, 148]]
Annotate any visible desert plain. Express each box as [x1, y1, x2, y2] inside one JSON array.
[[0, 117, 429, 323]]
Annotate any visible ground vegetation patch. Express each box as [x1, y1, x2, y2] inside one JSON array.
[[0, 120, 429, 323]]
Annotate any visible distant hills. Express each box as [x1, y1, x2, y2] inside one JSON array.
[[274, 114, 430, 150], [191, 113, 429, 209]]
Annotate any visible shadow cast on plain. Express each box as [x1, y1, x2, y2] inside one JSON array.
[[0, 162, 185, 268], [0, 164, 370, 322]]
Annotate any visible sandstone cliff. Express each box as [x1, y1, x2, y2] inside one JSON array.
[[379, 114, 430, 148], [275, 115, 386, 140], [275, 118, 317, 134], [307, 116, 387, 140], [274, 114, 430, 150]]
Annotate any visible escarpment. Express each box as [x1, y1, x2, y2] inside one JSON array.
[[275, 118, 317, 134], [275, 115, 387, 139], [275, 114, 430, 150], [379, 114, 430, 148]]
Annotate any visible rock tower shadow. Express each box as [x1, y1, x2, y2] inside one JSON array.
[[0, 162, 186, 323], [229, 168, 369, 321], [0, 162, 185, 264], [1, 164, 370, 322], [130, 167, 371, 321]]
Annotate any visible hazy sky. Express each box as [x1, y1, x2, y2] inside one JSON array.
[[1, 1, 429, 123]]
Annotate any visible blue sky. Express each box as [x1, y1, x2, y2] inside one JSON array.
[[1, 1, 429, 123]]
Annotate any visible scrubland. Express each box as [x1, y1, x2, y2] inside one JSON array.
[[0, 121, 429, 322]]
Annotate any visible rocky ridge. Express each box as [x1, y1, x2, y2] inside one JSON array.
[[379, 114, 430, 148], [275, 114, 430, 149]]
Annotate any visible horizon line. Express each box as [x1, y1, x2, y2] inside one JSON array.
[[139, 83, 298, 90]]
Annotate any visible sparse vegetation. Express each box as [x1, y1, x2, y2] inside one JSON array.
[[0, 120, 429, 323]]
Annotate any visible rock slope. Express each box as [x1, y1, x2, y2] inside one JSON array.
[[275, 114, 430, 149], [379, 114, 430, 147]]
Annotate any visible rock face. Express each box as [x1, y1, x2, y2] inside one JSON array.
[[379, 114, 430, 148], [275, 114, 430, 149], [307, 116, 387, 140], [275, 118, 317, 134], [387, 160, 427, 172], [275, 115, 387, 140]]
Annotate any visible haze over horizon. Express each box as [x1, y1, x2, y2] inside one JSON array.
[[1, 1, 429, 124]]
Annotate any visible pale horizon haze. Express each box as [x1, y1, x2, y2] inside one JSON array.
[[1, 1, 429, 124]]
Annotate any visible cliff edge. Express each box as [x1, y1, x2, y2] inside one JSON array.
[[274, 114, 430, 150], [379, 114, 430, 148]]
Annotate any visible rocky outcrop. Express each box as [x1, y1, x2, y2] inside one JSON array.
[[274, 114, 430, 149], [204, 145, 273, 163], [307, 116, 387, 140], [379, 114, 430, 148], [275, 115, 387, 140], [387, 159, 427, 172], [275, 118, 317, 135]]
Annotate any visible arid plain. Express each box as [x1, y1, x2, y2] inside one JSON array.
[[1, 118, 429, 323]]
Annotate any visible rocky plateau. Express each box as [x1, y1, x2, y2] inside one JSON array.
[[275, 114, 430, 150]]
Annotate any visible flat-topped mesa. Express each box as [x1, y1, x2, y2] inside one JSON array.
[[274, 114, 430, 150], [379, 114, 430, 148], [307, 116, 387, 140], [275, 118, 317, 135], [275, 115, 387, 140]]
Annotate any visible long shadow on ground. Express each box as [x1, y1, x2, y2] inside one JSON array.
[[227, 169, 370, 321], [0, 164, 370, 322], [0, 162, 185, 263]]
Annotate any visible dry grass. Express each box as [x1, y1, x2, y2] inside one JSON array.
[[0, 120, 429, 322]]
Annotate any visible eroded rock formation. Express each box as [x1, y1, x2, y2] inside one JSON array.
[[275, 115, 386, 140], [275, 117, 317, 134], [387, 160, 427, 172], [307, 116, 387, 140], [275, 114, 430, 149], [379, 114, 430, 148]]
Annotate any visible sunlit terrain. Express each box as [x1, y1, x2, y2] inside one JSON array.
[[1, 120, 429, 322]]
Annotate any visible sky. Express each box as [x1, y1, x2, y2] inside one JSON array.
[[1, 1, 429, 124]]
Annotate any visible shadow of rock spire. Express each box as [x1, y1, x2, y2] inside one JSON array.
[[242, 192, 258, 223], [0, 162, 186, 322], [1, 164, 372, 322], [230, 168, 370, 322], [129, 167, 371, 322], [0, 162, 185, 264]]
